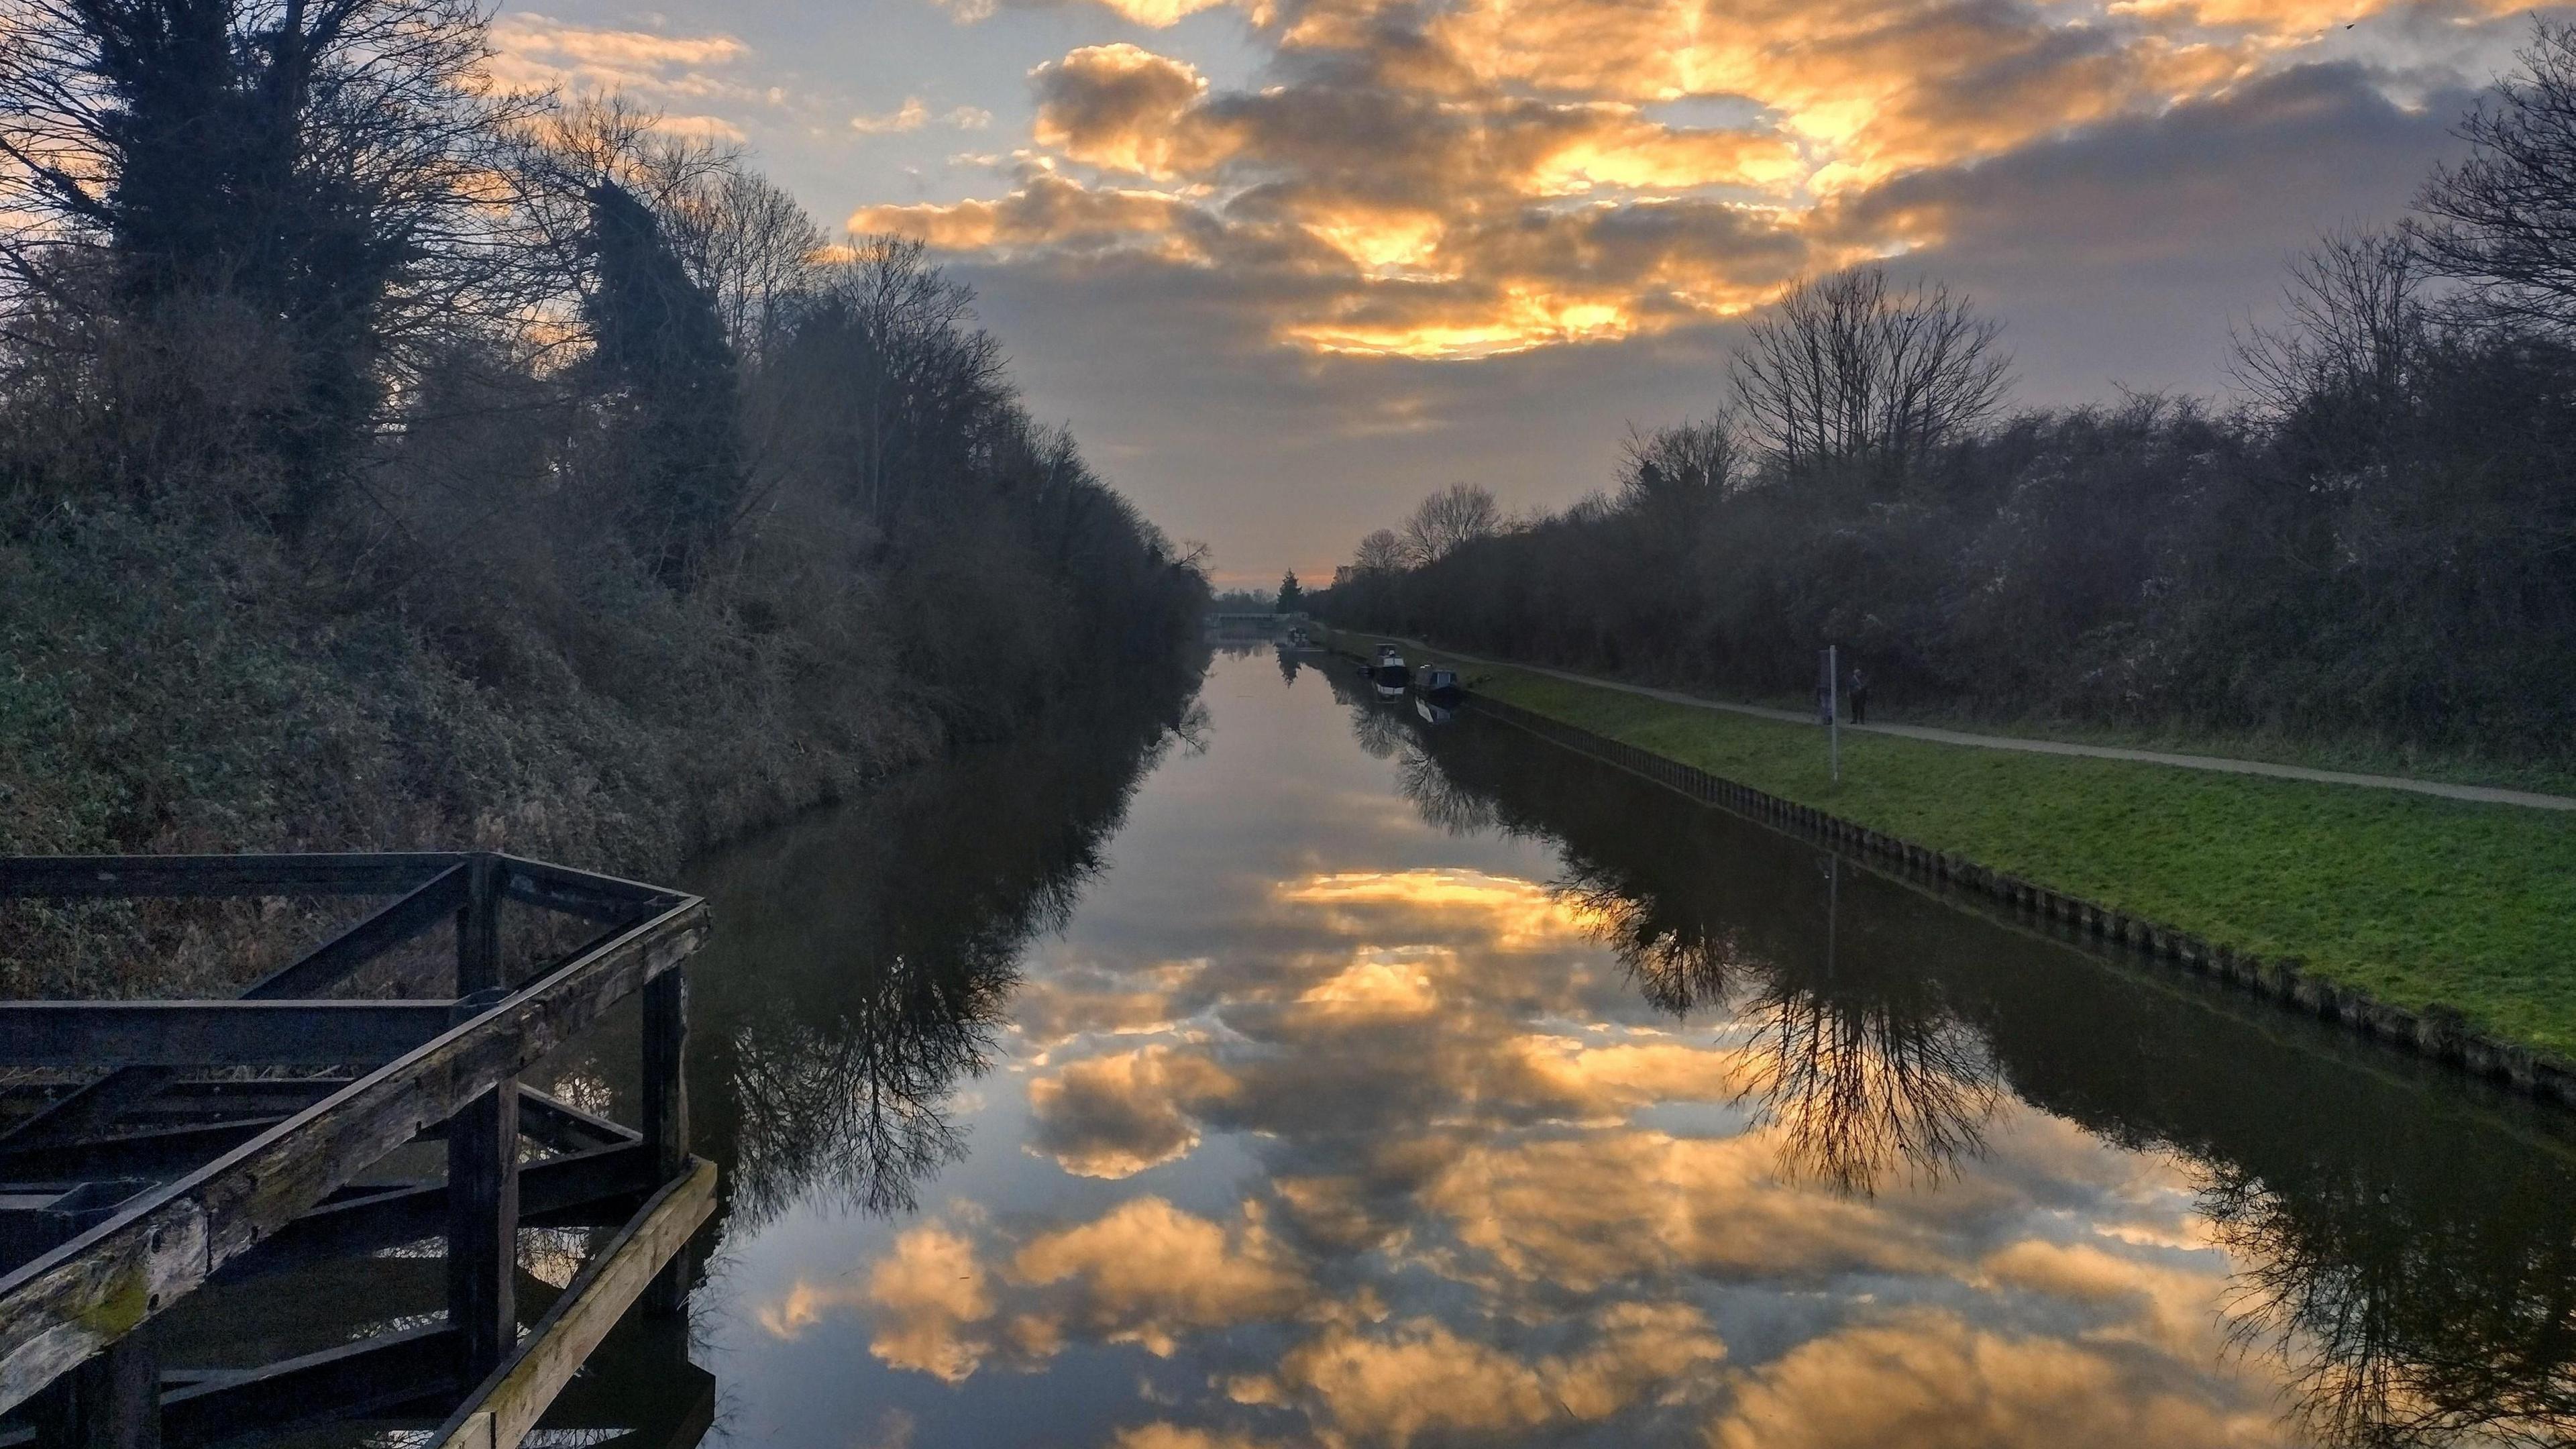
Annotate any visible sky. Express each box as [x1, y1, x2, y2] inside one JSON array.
[[486, 0, 2552, 588]]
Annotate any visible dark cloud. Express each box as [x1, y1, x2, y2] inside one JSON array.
[[1842, 62, 2474, 400]]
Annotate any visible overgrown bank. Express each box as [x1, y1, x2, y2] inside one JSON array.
[[0, 7, 1208, 997], [0, 506, 1205, 1000], [1330, 629, 2576, 1063]]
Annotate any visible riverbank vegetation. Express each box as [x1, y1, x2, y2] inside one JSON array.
[[0, 3, 1206, 997], [1346, 639, 2576, 1057], [1320, 23, 2576, 777]]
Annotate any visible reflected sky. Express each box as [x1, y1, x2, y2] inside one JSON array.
[[653, 648, 2576, 1449]]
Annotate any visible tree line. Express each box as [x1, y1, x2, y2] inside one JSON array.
[[1320, 22, 2576, 763], [0, 0, 1208, 959], [0, 1, 1205, 716]]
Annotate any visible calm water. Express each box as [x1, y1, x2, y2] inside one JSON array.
[[539, 647, 2576, 1449]]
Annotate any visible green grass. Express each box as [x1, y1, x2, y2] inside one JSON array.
[[1340, 631, 2576, 1059]]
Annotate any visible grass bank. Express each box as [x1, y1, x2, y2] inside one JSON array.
[[1332, 629, 2576, 1060]]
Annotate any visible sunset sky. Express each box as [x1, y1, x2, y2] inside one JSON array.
[[490, 0, 2542, 586]]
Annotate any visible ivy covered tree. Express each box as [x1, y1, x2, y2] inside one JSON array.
[[583, 180, 745, 588]]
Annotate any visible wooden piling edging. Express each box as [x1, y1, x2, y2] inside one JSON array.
[[1432, 684, 2576, 1108]]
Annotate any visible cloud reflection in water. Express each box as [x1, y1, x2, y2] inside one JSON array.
[[684, 652, 2576, 1449]]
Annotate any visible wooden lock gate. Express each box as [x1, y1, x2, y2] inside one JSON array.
[[0, 853, 718, 1448]]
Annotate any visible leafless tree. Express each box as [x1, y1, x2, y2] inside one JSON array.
[[1617, 413, 1738, 520], [1399, 481, 1500, 566], [769, 235, 1006, 535], [2414, 20, 2576, 333], [520, 96, 824, 362], [2232, 229, 2428, 419], [669, 168, 824, 361], [1729, 265, 2010, 482], [1353, 526, 1409, 573]]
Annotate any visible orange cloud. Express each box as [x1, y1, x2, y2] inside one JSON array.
[[485, 14, 757, 101], [853, 174, 1207, 261], [1034, 45, 1238, 178], [1417, 1130, 1947, 1292], [1026, 1044, 1240, 1177], [1270, 1317, 1560, 1444], [1273, 868, 1603, 949], [864, 1223, 996, 1381], [1704, 1307, 2286, 1448], [1011, 1197, 1316, 1354], [861, 0, 2501, 362]]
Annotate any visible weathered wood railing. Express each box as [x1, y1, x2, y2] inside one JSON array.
[[0, 853, 716, 1448]]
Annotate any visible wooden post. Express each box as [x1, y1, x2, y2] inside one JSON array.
[[450, 859, 516, 1383], [38, 1329, 158, 1448], [447, 1075, 519, 1381], [458, 855, 501, 996], [641, 965, 690, 1315]]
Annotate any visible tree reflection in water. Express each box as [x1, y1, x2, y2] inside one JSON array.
[[685, 676, 1207, 1228], [723, 958, 1007, 1221], [1361, 676, 2576, 1447], [2203, 1142, 2576, 1449], [1365, 668, 2003, 1199]]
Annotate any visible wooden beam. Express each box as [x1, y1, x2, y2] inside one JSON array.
[[0, 864, 466, 1156], [515, 1090, 639, 1154], [0, 897, 708, 1414], [0, 1121, 287, 1185], [154, 1324, 457, 1448], [217, 1142, 653, 1283], [0, 855, 460, 900], [639, 969, 689, 1316], [50, 1327, 158, 1448], [0, 1003, 458, 1067], [496, 856, 668, 920], [428, 1159, 716, 1449], [457, 859, 500, 998], [254, 863, 470, 1002]]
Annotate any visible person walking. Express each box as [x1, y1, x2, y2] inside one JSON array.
[[1847, 667, 1870, 725]]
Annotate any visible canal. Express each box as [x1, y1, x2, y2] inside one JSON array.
[[536, 645, 2576, 1448]]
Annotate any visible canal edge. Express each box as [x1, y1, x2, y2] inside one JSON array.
[[1323, 638, 2576, 1108]]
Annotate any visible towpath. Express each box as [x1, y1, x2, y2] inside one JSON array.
[[1367, 636, 2576, 812]]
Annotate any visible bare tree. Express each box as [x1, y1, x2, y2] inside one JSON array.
[[2232, 229, 2427, 419], [1353, 527, 1408, 573], [1399, 481, 1500, 565], [769, 235, 1005, 536], [1617, 413, 1738, 520], [524, 97, 825, 361], [2415, 20, 2576, 333], [669, 167, 824, 361], [1729, 265, 2010, 482]]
